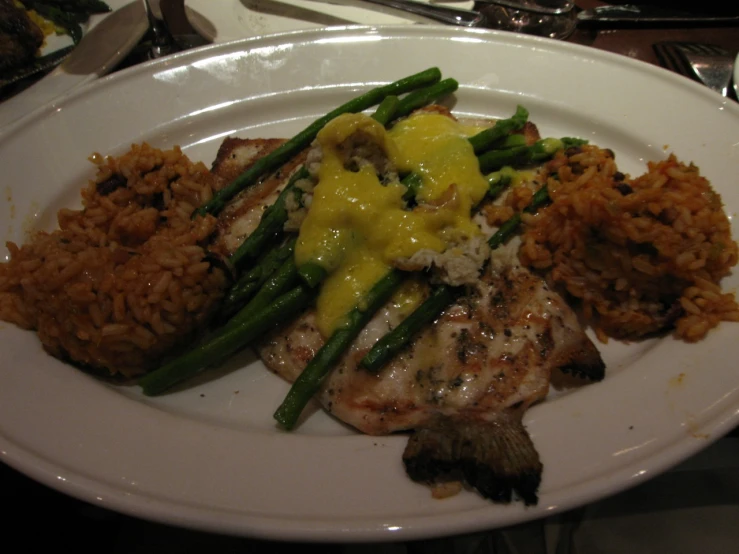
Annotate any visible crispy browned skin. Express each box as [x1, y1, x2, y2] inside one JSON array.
[[403, 411, 543, 505], [0, 0, 44, 73]]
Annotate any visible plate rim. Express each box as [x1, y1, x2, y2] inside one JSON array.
[[1, 25, 738, 542], [5, 22, 735, 138]]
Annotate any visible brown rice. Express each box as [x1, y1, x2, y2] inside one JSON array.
[[0, 143, 228, 377], [516, 144, 739, 342]]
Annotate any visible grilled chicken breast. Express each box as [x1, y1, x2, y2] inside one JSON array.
[[210, 114, 605, 504]]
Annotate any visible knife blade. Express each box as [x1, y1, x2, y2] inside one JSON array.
[[577, 4, 739, 25], [159, 0, 210, 50]]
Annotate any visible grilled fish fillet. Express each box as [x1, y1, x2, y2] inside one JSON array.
[[211, 118, 605, 504], [257, 249, 604, 504]]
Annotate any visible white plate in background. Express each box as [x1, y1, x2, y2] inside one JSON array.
[[0, 0, 148, 129], [1, 26, 738, 542]]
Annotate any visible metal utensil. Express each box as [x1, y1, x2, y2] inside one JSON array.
[[473, 0, 574, 16], [142, 0, 179, 58], [654, 42, 735, 97], [357, 0, 483, 27], [579, 4, 739, 25], [159, 0, 210, 50], [355, 0, 577, 38], [479, 4, 577, 39]]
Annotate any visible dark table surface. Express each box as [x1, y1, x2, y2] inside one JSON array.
[[3, 1, 739, 551], [569, 1, 738, 68]]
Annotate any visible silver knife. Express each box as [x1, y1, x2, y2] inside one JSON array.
[[159, 0, 211, 50], [577, 4, 739, 24]]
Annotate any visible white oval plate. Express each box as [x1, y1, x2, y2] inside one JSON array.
[[1, 26, 738, 542], [0, 0, 148, 130], [184, 0, 475, 42]]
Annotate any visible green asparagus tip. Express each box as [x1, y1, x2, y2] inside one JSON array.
[[360, 284, 455, 372], [513, 105, 529, 124]]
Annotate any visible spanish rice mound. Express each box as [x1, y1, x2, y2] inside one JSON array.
[[517, 145, 739, 342], [0, 143, 228, 377]]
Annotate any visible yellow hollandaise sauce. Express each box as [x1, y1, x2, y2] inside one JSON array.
[[295, 111, 490, 336]]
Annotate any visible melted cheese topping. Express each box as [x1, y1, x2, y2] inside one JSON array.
[[295, 111, 489, 335]]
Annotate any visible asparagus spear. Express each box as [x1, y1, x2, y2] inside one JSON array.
[[486, 167, 517, 199], [229, 167, 309, 269], [193, 67, 443, 218], [229, 253, 299, 328], [220, 237, 296, 319], [492, 134, 528, 150], [467, 105, 529, 154], [478, 137, 588, 174], [139, 285, 315, 396], [273, 270, 405, 429], [394, 78, 459, 117], [372, 95, 400, 126], [206, 253, 300, 367], [141, 243, 300, 395], [487, 184, 551, 249], [360, 284, 456, 372]]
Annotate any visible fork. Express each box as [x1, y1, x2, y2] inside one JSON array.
[[653, 41, 735, 97]]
